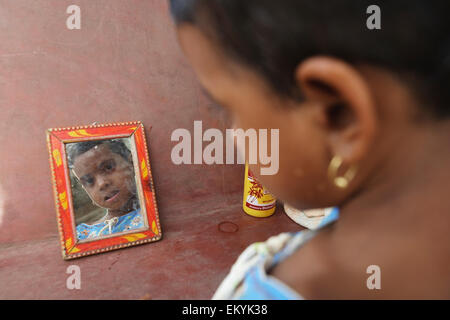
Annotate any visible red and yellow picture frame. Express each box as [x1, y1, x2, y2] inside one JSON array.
[[46, 121, 162, 260]]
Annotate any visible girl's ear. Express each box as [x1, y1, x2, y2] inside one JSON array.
[[295, 56, 378, 165]]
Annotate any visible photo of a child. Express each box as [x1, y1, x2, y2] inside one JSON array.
[[66, 138, 145, 241]]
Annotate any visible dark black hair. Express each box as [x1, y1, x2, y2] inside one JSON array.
[[66, 139, 132, 168], [170, 0, 450, 118]]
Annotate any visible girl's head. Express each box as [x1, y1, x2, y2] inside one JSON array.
[[67, 140, 137, 211], [170, 0, 450, 210]]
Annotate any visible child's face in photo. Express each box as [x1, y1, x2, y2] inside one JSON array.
[[72, 143, 136, 211]]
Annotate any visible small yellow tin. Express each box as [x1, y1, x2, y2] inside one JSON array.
[[242, 163, 276, 217]]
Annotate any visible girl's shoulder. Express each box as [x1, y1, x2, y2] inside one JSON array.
[[212, 207, 339, 300], [212, 231, 314, 299]]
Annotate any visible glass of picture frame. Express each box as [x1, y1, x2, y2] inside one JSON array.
[[46, 121, 161, 260]]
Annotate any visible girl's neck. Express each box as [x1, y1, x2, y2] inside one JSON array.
[[337, 121, 450, 240], [298, 123, 450, 298], [106, 196, 139, 219]]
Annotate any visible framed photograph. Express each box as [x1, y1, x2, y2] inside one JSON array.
[[46, 121, 162, 260]]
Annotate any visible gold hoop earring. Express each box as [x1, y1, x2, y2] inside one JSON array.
[[328, 155, 357, 189]]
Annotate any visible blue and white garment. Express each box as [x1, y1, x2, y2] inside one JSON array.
[[212, 207, 340, 300], [76, 209, 144, 240]]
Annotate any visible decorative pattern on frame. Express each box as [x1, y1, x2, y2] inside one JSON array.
[[46, 121, 162, 260]]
